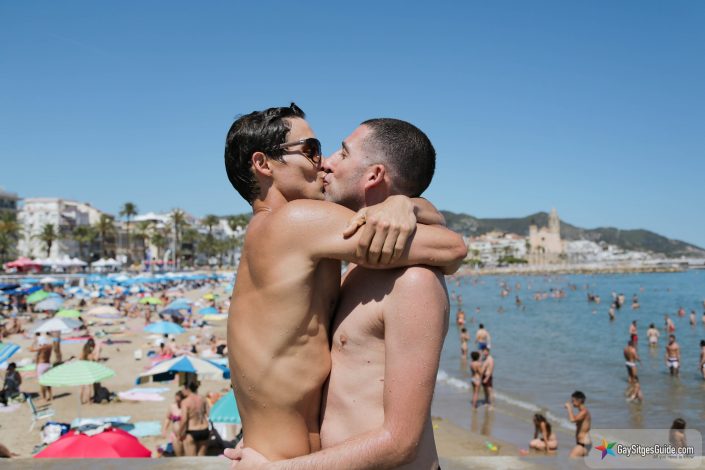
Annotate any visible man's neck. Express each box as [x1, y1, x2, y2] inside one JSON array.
[[252, 188, 290, 215]]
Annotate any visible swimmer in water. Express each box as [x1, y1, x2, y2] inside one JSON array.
[[665, 335, 681, 376], [623, 339, 640, 385], [646, 323, 660, 347]]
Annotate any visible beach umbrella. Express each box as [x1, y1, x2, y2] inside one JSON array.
[[144, 321, 184, 335], [139, 296, 162, 305], [0, 342, 20, 366], [137, 355, 228, 384], [166, 299, 190, 310], [39, 360, 113, 387], [39, 360, 115, 387], [209, 391, 241, 424], [203, 293, 216, 300], [86, 305, 120, 315], [35, 297, 64, 311], [198, 306, 218, 315], [56, 309, 82, 318], [34, 317, 82, 334], [39, 276, 62, 285], [34, 427, 151, 458], [26, 290, 50, 304]]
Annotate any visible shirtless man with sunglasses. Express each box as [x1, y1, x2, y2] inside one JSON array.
[[225, 103, 465, 468]]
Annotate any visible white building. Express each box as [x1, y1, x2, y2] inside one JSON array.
[[18, 198, 107, 259]]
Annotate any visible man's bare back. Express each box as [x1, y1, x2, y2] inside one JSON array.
[[321, 265, 449, 469]]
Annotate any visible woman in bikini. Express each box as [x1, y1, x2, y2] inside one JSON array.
[[529, 414, 558, 452], [469, 351, 483, 408], [162, 391, 185, 456]]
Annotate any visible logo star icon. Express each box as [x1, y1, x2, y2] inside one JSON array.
[[595, 439, 617, 459]]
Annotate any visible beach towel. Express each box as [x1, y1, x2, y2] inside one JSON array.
[[70, 416, 131, 427], [124, 387, 169, 395], [0, 403, 21, 413], [118, 391, 165, 402], [118, 420, 162, 438]]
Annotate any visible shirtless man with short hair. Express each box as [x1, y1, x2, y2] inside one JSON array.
[[565, 390, 591, 458], [475, 323, 491, 350], [623, 339, 639, 385], [481, 347, 495, 407], [666, 335, 681, 376], [224, 105, 466, 464], [179, 381, 210, 456]]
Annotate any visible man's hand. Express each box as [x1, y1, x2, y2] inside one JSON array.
[[223, 446, 270, 469], [342, 195, 416, 264]]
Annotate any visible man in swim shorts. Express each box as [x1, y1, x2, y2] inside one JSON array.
[[665, 334, 681, 376], [35, 335, 52, 402], [629, 320, 638, 345], [475, 324, 490, 351], [623, 339, 639, 385]]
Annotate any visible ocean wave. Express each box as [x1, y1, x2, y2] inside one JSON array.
[[436, 369, 576, 432]]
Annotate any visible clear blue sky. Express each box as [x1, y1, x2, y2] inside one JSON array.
[[2, 1, 704, 247]]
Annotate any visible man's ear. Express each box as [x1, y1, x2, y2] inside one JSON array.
[[251, 151, 272, 177], [364, 164, 386, 190]]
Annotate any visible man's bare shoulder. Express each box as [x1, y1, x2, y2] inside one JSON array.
[[391, 266, 446, 292], [271, 199, 351, 224]]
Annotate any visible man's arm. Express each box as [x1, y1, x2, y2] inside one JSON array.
[[275, 200, 467, 271], [263, 268, 449, 470]]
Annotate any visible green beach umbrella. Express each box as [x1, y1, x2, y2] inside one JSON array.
[[139, 297, 162, 305], [39, 360, 115, 387], [209, 391, 241, 424], [27, 290, 50, 304], [56, 309, 82, 318]]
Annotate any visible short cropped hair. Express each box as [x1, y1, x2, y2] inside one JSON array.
[[571, 390, 586, 402], [224, 103, 306, 204], [361, 118, 435, 197]]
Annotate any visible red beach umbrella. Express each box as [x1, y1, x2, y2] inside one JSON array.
[[34, 427, 151, 458]]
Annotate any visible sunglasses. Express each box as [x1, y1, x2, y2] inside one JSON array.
[[274, 137, 322, 165]]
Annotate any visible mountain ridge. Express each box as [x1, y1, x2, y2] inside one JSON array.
[[440, 211, 705, 258]]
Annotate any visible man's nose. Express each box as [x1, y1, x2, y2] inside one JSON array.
[[321, 154, 334, 172]]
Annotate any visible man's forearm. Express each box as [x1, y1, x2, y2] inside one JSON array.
[[411, 198, 445, 226], [270, 428, 412, 470]]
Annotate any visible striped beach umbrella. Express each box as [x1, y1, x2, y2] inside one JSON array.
[[0, 342, 20, 366], [209, 391, 241, 424], [39, 360, 115, 387], [137, 355, 228, 384]]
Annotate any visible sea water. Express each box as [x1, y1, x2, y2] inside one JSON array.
[[439, 270, 705, 437]]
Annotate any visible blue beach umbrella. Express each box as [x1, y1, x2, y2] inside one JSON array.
[[166, 299, 190, 310], [143, 321, 185, 335], [198, 306, 218, 315], [209, 391, 241, 424], [136, 355, 228, 384], [0, 342, 20, 366]]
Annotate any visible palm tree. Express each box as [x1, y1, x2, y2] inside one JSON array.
[[201, 215, 221, 260], [94, 215, 116, 258], [71, 225, 98, 261], [36, 223, 58, 257], [180, 227, 200, 267], [135, 220, 153, 262], [119, 202, 138, 263], [170, 209, 187, 269], [0, 212, 21, 263], [150, 226, 170, 260]]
